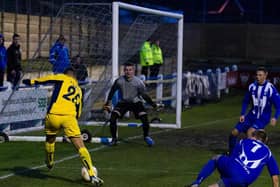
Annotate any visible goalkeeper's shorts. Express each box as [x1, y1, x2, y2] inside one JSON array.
[[45, 113, 81, 138]]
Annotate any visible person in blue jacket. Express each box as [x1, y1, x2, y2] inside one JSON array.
[[49, 35, 70, 74], [0, 34, 7, 88]]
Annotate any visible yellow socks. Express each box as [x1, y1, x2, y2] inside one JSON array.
[[45, 142, 55, 169], [79, 147, 96, 176]]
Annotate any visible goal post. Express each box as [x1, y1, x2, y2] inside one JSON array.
[[0, 2, 184, 136], [112, 2, 184, 128]]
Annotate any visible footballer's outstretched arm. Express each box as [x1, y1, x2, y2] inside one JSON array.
[[267, 155, 280, 187], [272, 175, 279, 187], [31, 74, 62, 85], [23, 74, 62, 86]]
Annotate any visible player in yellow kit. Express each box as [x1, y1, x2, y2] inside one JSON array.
[[22, 67, 103, 186]]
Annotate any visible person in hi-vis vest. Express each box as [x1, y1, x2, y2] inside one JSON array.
[[150, 39, 163, 78], [140, 39, 153, 78]]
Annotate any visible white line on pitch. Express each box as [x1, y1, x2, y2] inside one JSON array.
[[0, 116, 236, 180]]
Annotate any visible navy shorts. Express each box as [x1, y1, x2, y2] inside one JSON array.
[[235, 114, 269, 133]]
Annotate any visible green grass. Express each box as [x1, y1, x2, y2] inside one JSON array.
[[1, 92, 280, 187]]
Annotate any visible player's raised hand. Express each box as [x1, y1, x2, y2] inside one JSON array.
[[270, 118, 277, 126]]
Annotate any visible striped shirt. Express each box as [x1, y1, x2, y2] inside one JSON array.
[[241, 81, 280, 121]]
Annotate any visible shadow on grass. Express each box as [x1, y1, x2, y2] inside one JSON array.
[[0, 166, 86, 185], [119, 138, 148, 147]]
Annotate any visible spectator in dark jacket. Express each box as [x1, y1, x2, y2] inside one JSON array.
[[0, 34, 7, 88], [72, 55, 88, 82], [7, 33, 22, 88], [49, 35, 70, 74]]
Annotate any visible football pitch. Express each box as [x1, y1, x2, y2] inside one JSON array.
[[1, 91, 279, 187]]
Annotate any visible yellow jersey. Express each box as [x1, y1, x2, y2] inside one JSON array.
[[30, 74, 82, 118]]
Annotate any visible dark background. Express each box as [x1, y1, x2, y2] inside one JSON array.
[[1, 0, 280, 70]]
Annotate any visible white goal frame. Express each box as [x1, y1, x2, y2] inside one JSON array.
[[112, 2, 184, 129]]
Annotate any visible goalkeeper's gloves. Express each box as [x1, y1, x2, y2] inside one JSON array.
[[152, 102, 157, 109], [103, 102, 111, 112], [152, 103, 164, 112], [22, 79, 32, 86]]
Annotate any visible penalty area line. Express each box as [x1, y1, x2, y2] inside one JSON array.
[[0, 116, 236, 180]]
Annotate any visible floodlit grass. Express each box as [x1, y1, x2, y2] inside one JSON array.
[[1, 91, 280, 187]]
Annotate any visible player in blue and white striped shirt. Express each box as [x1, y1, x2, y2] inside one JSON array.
[[229, 67, 280, 154]]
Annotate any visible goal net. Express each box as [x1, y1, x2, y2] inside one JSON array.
[[109, 2, 183, 128], [0, 2, 183, 134]]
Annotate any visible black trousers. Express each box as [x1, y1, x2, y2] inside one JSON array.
[[0, 69, 4, 87], [150, 64, 161, 78], [7, 70, 21, 88], [141, 66, 149, 78]]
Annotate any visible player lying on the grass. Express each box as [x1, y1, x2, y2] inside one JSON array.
[[103, 62, 158, 146], [22, 67, 103, 186], [186, 130, 279, 187], [229, 66, 280, 154]]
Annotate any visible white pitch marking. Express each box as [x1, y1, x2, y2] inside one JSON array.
[[0, 116, 236, 180]]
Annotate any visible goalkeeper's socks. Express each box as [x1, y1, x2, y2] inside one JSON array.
[[79, 147, 96, 177], [45, 142, 55, 169], [229, 134, 238, 155], [193, 159, 216, 185]]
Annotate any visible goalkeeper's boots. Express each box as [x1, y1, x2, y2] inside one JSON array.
[[144, 136, 155, 147], [90, 175, 104, 186], [108, 138, 118, 146]]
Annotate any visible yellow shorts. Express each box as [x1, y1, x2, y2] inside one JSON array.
[[45, 113, 81, 138]]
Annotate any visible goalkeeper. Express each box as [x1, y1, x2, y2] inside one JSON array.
[[22, 67, 103, 186], [104, 62, 158, 146]]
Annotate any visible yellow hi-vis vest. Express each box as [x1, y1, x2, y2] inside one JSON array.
[[140, 41, 153, 66], [151, 44, 163, 64]]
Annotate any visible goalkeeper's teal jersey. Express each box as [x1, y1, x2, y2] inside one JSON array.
[[31, 74, 82, 118]]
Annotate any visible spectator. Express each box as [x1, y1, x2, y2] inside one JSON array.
[[150, 39, 163, 78], [0, 34, 7, 88], [72, 55, 88, 82], [139, 38, 153, 78], [7, 33, 22, 88], [49, 35, 70, 74]]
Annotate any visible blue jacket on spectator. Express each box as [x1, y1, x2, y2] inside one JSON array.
[[0, 34, 6, 71], [49, 41, 70, 73], [0, 34, 6, 88]]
